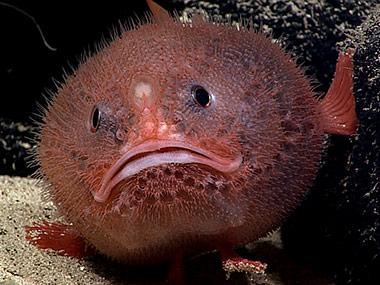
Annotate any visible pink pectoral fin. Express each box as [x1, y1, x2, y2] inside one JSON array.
[[25, 220, 94, 259], [219, 247, 267, 280], [320, 48, 358, 135]]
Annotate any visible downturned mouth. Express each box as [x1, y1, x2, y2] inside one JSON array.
[[92, 139, 242, 203]]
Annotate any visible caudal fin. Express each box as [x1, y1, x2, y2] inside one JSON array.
[[320, 49, 358, 135]]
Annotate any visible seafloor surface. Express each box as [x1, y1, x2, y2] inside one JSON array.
[[0, 175, 329, 284]]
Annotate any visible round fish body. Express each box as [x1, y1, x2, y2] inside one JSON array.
[[33, 1, 356, 271]]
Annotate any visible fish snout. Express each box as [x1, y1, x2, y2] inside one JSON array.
[[129, 76, 159, 112]]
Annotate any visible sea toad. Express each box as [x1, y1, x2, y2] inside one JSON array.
[[26, 0, 357, 283]]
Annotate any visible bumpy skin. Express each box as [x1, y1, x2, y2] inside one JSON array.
[[38, 16, 323, 264]]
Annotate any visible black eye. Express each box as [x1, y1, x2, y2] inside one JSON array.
[[89, 105, 100, 132], [191, 85, 212, 107]]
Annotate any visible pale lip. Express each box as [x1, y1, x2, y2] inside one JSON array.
[[92, 139, 242, 203]]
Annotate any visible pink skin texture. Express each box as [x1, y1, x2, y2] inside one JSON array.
[[26, 0, 357, 282]]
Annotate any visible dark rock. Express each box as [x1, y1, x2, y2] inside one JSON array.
[[0, 118, 36, 177], [282, 4, 380, 284]]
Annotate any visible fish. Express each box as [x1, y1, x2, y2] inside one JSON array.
[[25, 0, 358, 283]]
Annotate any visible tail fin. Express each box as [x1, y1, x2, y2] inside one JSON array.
[[320, 49, 358, 135]]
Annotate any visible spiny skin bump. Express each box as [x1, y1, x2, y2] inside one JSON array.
[[32, 0, 356, 274]]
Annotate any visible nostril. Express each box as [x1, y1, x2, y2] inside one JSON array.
[[115, 128, 126, 142]]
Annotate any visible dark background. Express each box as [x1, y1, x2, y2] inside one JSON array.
[[1, 1, 150, 123]]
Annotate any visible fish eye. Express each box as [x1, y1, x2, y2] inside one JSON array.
[[191, 85, 212, 107], [89, 105, 100, 133]]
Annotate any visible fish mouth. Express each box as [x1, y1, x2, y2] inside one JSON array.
[[93, 139, 242, 203]]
